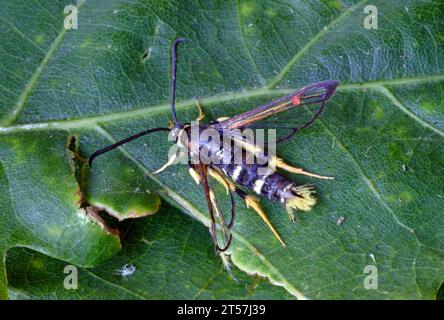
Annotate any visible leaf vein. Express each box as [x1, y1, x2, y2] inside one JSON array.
[[267, 0, 369, 88], [1, 0, 86, 126], [378, 85, 444, 138]]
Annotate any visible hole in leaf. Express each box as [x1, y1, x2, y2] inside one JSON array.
[[141, 47, 151, 63], [67, 135, 120, 238]]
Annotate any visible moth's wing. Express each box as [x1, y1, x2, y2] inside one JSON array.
[[195, 163, 234, 252], [218, 80, 338, 143], [246, 101, 327, 143]]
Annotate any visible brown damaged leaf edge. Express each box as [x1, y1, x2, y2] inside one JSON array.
[[75, 134, 161, 221], [83, 197, 161, 222], [67, 135, 121, 238], [80, 161, 161, 221]]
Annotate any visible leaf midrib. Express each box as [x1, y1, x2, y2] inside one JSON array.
[[1, 74, 444, 134], [2, 0, 443, 134]]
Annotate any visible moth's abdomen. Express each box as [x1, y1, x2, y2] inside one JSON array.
[[216, 162, 317, 211]]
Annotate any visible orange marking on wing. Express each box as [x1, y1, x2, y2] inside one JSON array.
[[291, 95, 301, 105]]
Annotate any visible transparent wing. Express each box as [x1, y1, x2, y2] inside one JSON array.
[[217, 80, 339, 143], [247, 101, 328, 143]]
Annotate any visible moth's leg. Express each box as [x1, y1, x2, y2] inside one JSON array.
[[207, 167, 236, 228], [188, 165, 201, 184], [285, 204, 297, 223], [195, 98, 229, 122], [195, 98, 206, 122], [208, 167, 236, 194], [226, 131, 265, 160], [270, 157, 334, 180], [153, 150, 179, 174], [235, 188, 286, 247], [276, 102, 328, 144], [190, 165, 236, 227], [154, 127, 189, 175], [208, 186, 232, 241]]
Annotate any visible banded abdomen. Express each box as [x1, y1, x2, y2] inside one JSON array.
[[193, 126, 317, 213], [214, 159, 316, 212]]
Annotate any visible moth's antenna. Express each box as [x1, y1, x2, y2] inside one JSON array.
[[276, 101, 326, 143], [88, 127, 170, 167], [170, 38, 187, 126]]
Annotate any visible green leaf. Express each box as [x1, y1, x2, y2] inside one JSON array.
[[6, 205, 293, 299], [0, 131, 122, 299], [1, 0, 444, 299]]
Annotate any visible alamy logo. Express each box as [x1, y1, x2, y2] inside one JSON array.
[[63, 265, 78, 289], [363, 265, 378, 289], [166, 123, 277, 175], [64, 5, 78, 30], [363, 5, 378, 29]]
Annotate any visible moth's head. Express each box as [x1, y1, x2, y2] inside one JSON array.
[[170, 125, 183, 140]]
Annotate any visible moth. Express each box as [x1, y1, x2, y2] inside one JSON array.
[[89, 38, 339, 253]]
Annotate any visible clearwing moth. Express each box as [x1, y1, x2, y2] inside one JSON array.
[[89, 38, 338, 253]]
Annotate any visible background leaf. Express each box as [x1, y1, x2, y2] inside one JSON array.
[[6, 205, 292, 299], [1, 0, 443, 299]]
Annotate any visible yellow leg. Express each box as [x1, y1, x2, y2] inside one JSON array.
[[232, 135, 264, 155], [190, 167, 234, 237], [217, 116, 230, 122], [208, 168, 236, 194], [153, 151, 178, 174], [209, 189, 231, 237], [154, 127, 190, 175], [224, 130, 266, 163], [244, 195, 286, 247], [195, 99, 205, 122], [271, 157, 334, 180], [189, 167, 200, 184], [285, 204, 297, 223], [206, 168, 286, 247]]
